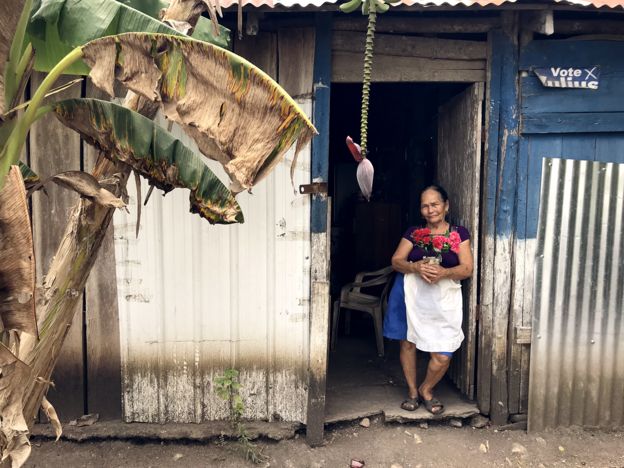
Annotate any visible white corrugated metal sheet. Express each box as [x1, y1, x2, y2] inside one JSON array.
[[529, 157, 624, 430], [113, 101, 312, 423]]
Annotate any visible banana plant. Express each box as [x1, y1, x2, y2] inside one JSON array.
[[339, 0, 395, 201], [0, 1, 317, 466]]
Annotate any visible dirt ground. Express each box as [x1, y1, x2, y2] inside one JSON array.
[[25, 419, 624, 468]]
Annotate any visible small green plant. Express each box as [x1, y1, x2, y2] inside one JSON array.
[[214, 369, 268, 464]]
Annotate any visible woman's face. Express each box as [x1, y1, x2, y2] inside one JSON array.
[[420, 189, 449, 225]]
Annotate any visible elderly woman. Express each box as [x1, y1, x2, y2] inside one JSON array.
[[383, 185, 473, 414]]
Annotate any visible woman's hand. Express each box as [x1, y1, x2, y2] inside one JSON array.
[[411, 260, 425, 275], [419, 263, 448, 284]]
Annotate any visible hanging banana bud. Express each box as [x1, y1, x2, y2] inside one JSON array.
[[346, 136, 363, 162], [340, 0, 393, 201], [356, 158, 374, 201]]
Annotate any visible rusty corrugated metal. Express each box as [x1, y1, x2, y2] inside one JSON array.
[[529, 157, 624, 431], [113, 104, 312, 424], [219, 0, 624, 9]]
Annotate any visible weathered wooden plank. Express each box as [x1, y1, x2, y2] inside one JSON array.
[[333, 16, 500, 34], [332, 31, 487, 60], [521, 74, 624, 115], [522, 112, 624, 134], [307, 13, 331, 446], [514, 327, 532, 345], [489, 15, 521, 425], [477, 30, 504, 416], [332, 52, 486, 83], [507, 136, 529, 415], [233, 31, 277, 80], [520, 40, 624, 70], [278, 27, 315, 97], [307, 234, 330, 444], [30, 73, 85, 421], [555, 19, 624, 35], [437, 83, 483, 399], [81, 80, 122, 420], [520, 41, 624, 115]]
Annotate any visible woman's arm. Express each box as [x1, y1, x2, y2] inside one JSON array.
[[391, 238, 425, 275], [419, 240, 474, 283]]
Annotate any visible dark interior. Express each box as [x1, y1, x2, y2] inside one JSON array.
[[326, 82, 474, 419], [328, 82, 469, 302]]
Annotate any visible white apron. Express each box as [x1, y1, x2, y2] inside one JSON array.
[[403, 273, 464, 352]]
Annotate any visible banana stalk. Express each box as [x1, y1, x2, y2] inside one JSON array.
[[360, 0, 377, 158]]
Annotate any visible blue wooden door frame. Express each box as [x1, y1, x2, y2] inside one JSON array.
[[305, 12, 332, 446]]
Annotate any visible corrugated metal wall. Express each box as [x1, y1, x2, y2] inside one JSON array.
[[113, 105, 312, 423], [529, 157, 624, 430]]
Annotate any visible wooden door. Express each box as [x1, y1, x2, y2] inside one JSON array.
[[437, 83, 484, 399]]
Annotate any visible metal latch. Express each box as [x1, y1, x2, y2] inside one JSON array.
[[299, 182, 328, 195]]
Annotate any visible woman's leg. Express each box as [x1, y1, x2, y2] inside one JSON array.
[[418, 352, 451, 408], [400, 340, 418, 399]]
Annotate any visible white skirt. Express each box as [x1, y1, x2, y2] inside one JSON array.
[[403, 273, 464, 352]]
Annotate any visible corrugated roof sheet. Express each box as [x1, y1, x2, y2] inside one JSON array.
[[220, 0, 624, 9]]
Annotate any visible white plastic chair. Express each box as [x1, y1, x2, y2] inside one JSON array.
[[331, 266, 394, 357]]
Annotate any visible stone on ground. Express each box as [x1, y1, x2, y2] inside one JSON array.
[[470, 414, 489, 428], [511, 442, 528, 457]]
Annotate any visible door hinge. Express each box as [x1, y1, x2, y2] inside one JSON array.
[[299, 182, 328, 195]]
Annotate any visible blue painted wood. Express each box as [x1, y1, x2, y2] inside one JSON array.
[[520, 41, 624, 115], [484, 32, 503, 238], [521, 74, 624, 115], [595, 134, 624, 164], [522, 112, 624, 134], [520, 40, 624, 70], [310, 13, 332, 234], [561, 134, 598, 161], [494, 29, 519, 238], [522, 133, 624, 239], [525, 135, 559, 239]]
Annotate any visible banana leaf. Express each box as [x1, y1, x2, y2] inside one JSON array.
[[1, 0, 29, 117], [117, 0, 230, 48], [52, 98, 243, 224], [0, 165, 37, 337], [18, 161, 39, 189], [0, 343, 32, 468], [27, 0, 230, 75], [83, 33, 318, 192]]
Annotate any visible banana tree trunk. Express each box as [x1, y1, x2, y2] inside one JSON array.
[[21, 94, 156, 426], [21, 156, 127, 425]]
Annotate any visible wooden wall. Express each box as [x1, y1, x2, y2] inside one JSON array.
[[28, 74, 121, 422]]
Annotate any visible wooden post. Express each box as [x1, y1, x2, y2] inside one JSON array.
[[306, 12, 332, 447], [479, 12, 523, 425], [486, 12, 521, 426]]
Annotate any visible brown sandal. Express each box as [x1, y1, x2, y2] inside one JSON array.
[[421, 397, 444, 415], [400, 397, 420, 411]]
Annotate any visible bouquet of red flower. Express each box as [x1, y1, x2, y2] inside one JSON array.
[[411, 228, 461, 254]]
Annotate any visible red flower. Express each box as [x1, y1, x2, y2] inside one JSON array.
[[411, 228, 431, 244], [449, 231, 461, 253], [432, 236, 445, 251]]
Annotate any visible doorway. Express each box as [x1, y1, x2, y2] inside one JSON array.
[[325, 82, 483, 422]]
